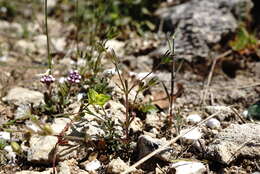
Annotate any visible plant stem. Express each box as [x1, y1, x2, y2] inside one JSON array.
[[169, 36, 175, 126], [45, 0, 52, 73], [124, 80, 130, 139], [75, 0, 79, 58]]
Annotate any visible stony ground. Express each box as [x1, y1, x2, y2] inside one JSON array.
[[0, 0, 260, 174]]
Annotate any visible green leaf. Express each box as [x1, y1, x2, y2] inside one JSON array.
[[140, 103, 158, 113], [88, 89, 110, 107], [229, 26, 258, 51], [147, 77, 159, 87], [96, 94, 111, 107], [160, 51, 172, 64], [0, 139, 7, 150]]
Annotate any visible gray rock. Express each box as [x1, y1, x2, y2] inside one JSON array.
[[3, 87, 44, 106], [170, 161, 206, 174], [27, 135, 58, 163], [154, 0, 253, 61], [136, 135, 176, 162], [207, 123, 260, 164]]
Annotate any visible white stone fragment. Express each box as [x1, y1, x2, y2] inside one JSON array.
[[170, 161, 206, 174], [59, 77, 67, 83], [4, 145, 16, 163], [84, 159, 101, 172], [25, 121, 42, 133], [105, 39, 125, 57], [51, 118, 71, 135], [3, 87, 44, 106], [0, 131, 11, 141], [104, 68, 120, 75], [77, 93, 85, 101], [15, 104, 30, 119], [27, 135, 58, 163], [206, 118, 221, 129], [186, 113, 202, 124], [242, 110, 248, 119], [180, 128, 202, 143], [107, 157, 129, 174], [0, 55, 8, 62]]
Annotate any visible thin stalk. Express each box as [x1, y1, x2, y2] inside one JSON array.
[[45, 0, 52, 73], [124, 80, 130, 139], [75, 0, 79, 57], [169, 36, 175, 125]]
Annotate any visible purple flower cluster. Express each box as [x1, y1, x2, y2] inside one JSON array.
[[67, 70, 81, 83], [40, 75, 55, 85]]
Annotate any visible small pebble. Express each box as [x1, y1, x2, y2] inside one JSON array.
[[242, 110, 248, 119], [206, 118, 221, 129], [186, 113, 202, 124]]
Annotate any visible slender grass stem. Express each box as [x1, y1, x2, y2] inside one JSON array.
[[45, 0, 52, 73], [75, 0, 79, 58], [169, 36, 175, 126]]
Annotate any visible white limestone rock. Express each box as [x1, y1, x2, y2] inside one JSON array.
[[27, 135, 58, 163], [180, 128, 203, 143], [83, 159, 101, 172], [170, 161, 206, 174], [107, 158, 129, 174], [51, 118, 71, 135], [3, 87, 43, 106]]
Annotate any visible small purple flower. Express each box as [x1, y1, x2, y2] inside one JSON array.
[[40, 75, 55, 85], [67, 70, 81, 84]]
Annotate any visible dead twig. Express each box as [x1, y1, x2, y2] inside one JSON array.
[[230, 107, 246, 123], [201, 50, 232, 105]]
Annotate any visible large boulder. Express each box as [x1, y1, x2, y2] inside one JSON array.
[[154, 0, 253, 61]]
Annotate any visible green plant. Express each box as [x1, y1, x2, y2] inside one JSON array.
[[229, 26, 259, 53], [107, 49, 161, 139], [0, 140, 7, 150]]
